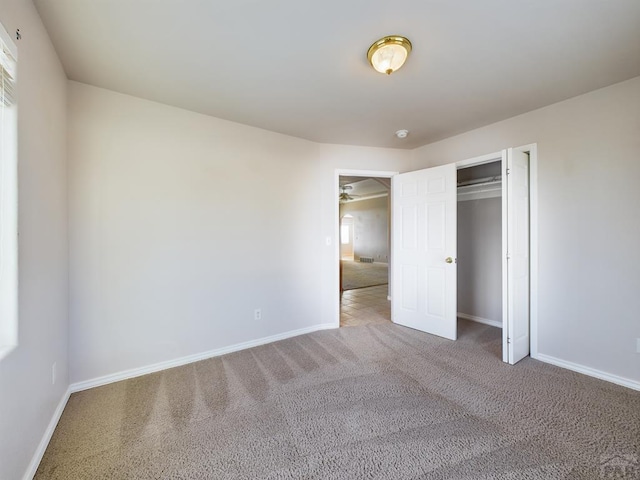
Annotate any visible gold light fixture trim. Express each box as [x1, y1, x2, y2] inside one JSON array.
[[367, 35, 412, 75]]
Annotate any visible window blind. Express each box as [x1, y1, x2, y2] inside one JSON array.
[[0, 45, 16, 107], [0, 23, 18, 357]]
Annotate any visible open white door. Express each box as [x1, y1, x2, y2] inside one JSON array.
[[506, 148, 530, 364], [391, 164, 457, 340]]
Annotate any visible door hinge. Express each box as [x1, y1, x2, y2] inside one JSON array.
[[506, 254, 511, 260], [507, 337, 511, 344], [506, 168, 511, 175]]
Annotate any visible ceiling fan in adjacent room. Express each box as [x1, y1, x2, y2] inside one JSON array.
[[339, 185, 360, 203]]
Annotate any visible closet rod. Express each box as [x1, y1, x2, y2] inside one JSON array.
[[457, 175, 501, 188]]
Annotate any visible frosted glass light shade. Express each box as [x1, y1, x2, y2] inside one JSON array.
[[367, 36, 412, 75]]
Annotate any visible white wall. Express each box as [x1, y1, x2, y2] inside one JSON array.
[[340, 196, 389, 262], [457, 197, 502, 323], [0, 1, 68, 479], [412, 76, 640, 383], [68, 82, 412, 384]]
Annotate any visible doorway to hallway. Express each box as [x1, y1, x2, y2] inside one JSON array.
[[338, 173, 394, 327]]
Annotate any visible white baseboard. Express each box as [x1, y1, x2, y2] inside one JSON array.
[[534, 353, 640, 392], [23, 387, 71, 480], [457, 312, 502, 328], [70, 323, 337, 393]]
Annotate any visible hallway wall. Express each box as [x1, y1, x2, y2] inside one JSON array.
[[340, 196, 389, 262]]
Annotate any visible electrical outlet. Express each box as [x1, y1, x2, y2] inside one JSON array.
[[52, 362, 56, 385], [254, 309, 262, 321]]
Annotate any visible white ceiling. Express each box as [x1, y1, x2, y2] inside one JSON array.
[[34, 0, 640, 149]]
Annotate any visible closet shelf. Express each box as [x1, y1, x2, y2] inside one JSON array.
[[457, 179, 502, 201]]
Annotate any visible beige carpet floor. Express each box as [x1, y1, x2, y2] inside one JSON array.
[[342, 260, 388, 290], [37, 320, 639, 479]]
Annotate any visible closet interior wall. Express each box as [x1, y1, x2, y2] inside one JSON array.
[[457, 162, 503, 327]]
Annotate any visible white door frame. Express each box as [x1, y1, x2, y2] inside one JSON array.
[[455, 145, 538, 360], [334, 169, 398, 328]]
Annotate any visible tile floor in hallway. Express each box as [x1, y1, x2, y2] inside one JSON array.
[[340, 284, 391, 327]]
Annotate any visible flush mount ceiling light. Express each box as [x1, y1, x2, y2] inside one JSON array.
[[367, 36, 412, 75]]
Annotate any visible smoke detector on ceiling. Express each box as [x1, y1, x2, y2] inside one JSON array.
[[395, 129, 409, 139]]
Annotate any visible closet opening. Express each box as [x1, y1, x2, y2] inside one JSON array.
[[456, 160, 503, 351]]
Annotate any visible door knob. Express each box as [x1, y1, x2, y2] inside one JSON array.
[[445, 257, 454, 264]]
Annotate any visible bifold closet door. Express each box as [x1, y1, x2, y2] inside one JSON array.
[[506, 148, 530, 364]]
